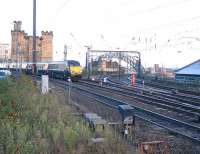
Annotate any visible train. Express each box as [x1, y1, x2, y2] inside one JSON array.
[[0, 60, 82, 82]]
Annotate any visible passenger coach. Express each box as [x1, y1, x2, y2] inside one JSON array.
[[24, 60, 82, 81]]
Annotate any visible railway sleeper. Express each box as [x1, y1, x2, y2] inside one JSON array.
[[195, 116, 200, 123], [81, 80, 200, 122]]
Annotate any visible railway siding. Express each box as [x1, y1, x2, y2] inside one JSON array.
[[50, 79, 200, 144]]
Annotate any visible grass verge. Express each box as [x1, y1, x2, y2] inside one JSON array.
[[0, 76, 133, 154]]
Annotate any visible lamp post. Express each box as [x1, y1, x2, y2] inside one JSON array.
[[118, 51, 121, 80], [84, 46, 91, 79], [64, 44, 68, 61], [33, 0, 37, 75], [13, 21, 20, 78], [137, 52, 141, 78], [19, 49, 23, 73], [68, 77, 71, 104]]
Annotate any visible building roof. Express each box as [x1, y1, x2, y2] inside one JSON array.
[[175, 59, 200, 75]]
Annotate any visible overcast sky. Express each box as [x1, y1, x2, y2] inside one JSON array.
[[0, 0, 200, 68]]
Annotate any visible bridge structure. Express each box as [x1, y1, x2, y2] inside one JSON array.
[[85, 49, 142, 79]]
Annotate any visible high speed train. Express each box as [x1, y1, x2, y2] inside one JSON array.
[[2, 60, 82, 81]]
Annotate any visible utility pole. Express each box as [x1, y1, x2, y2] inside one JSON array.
[[85, 52, 88, 71], [64, 44, 71, 75], [20, 50, 23, 73], [16, 32, 18, 74], [68, 77, 71, 104], [64, 45, 68, 61], [19, 45, 22, 73], [118, 51, 121, 80], [137, 52, 141, 78], [85, 46, 91, 79], [13, 21, 19, 77], [32, 0, 37, 75]]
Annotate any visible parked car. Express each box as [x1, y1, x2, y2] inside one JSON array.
[[3, 70, 11, 76], [0, 70, 11, 80], [0, 71, 6, 80]]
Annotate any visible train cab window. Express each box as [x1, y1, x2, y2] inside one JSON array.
[[68, 60, 80, 67]]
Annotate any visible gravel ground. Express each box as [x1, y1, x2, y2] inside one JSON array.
[[77, 82, 200, 127], [50, 81, 200, 153]]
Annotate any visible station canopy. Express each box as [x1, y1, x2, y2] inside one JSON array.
[[175, 59, 200, 75]]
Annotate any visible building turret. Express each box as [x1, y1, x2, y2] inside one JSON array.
[[41, 31, 53, 61], [11, 21, 53, 62], [13, 21, 22, 31]]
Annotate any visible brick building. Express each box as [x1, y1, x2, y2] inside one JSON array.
[[11, 21, 53, 62]]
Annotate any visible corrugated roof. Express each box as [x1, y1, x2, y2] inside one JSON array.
[[175, 59, 200, 75]]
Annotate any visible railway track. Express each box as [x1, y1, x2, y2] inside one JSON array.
[[49, 78, 200, 144], [133, 78, 200, 100], [112, 74, 200, 96], [109, 78, 200, 106], [80, 79, 200, 121], [113, 74, 200, 99], [136, 79, 200, 96]]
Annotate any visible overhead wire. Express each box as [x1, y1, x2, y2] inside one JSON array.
[[51, 0, 194, 35], [100, 34, 113, 49], [70, 33, 85, 55], [124, 14, 200, 50], [46, 0, 200, 53], [123, 0, 198, 49], [55, 0, 71, 15], [47, 0, 71, 28], [130, 0, 192, 16]]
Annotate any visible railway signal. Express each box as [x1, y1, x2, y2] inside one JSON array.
[[131, 73, 136, 87]]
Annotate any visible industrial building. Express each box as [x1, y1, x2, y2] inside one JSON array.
[[175, 59, 200, 83], [145, 64, 175, 78], [91, 59, 125, 74]]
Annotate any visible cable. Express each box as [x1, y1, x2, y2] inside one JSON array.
[[131, 15, 200, 38], [70, 33, 83, 49], [131, 0, 192, 16], [124, 15, 200, 49], [55, 0, 71, 16], [47, 0, 71, 28], [100, 34, 113, 49], [69, 33, 85, 55]]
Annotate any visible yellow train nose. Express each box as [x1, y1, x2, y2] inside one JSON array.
[[70, 66, 82, 75]]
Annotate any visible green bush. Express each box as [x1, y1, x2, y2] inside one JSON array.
[[0, 77, 89, 153], [0, 76, 133, 154]]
